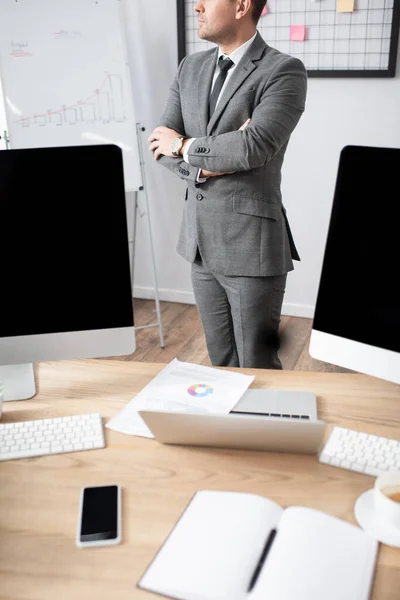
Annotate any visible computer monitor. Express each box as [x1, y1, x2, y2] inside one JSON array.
[[309, 145, 400, 385], [0, 144, 135, 401]]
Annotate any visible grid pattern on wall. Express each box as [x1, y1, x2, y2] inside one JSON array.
[[178, 0, 400, 77]]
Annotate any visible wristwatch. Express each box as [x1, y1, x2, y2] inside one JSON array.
[[171, 136, 186, 157]]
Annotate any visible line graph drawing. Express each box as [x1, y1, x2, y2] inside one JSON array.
[[14, 72, 126, 126]]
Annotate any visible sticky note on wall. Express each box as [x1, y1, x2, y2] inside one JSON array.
[[261, 6, 268, 16], [290, 25, 306, 41], [337, 0, 354, 12]]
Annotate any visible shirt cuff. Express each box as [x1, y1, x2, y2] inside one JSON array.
[[196, 170, 208, 183], [184, 138, 208, 183], [183, 138, 195, 163]]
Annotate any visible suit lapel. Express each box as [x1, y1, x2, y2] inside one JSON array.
[[206, 32, 268, 136], [197, 49, 218, 136]]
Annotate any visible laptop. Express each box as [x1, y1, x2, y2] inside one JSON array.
[[231, 389, 318, 420], [139, 389, 326, 454]]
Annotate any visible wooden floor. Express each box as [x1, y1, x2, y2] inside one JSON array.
[[106, 298, 352, 373]]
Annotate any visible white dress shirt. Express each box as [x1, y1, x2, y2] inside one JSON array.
[[183, 31, 258, 182]]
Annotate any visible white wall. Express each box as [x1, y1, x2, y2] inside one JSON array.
[[0, 76, 7, 150], [124, 1, 193, 305], [123, 2, 400, 318]]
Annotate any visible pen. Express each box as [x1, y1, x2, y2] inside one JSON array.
[[247, 528, 277, 593]]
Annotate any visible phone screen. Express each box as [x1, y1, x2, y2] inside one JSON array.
[[80, 485, 119, 543]]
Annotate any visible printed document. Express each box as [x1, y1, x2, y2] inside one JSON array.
[[106, 358, 254, 438]]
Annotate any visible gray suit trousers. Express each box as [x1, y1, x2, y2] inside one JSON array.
[[191, 254, 287, 369]]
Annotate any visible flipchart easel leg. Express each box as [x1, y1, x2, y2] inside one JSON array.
[[131, 123, 165, 348]]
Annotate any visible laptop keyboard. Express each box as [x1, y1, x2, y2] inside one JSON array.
[[231, 410, 310, 420]]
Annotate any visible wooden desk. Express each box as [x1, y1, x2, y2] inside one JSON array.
[[0, 360, 399, 600]]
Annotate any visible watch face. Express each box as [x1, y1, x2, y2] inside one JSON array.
[[172, 137, 182, 155]]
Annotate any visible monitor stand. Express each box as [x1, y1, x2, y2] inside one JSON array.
[[0, 364, 36, 401]]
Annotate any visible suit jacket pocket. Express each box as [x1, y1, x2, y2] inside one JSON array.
[[232, 195, 278, 221]]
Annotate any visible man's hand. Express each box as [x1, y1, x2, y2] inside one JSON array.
[[200, 169, 228, 177], [148, 117, 251, 167], [200, 118, 251, 178], [148, 126, 182, 160]]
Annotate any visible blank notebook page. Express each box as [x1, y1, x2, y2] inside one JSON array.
[[139, 490, 283, 600], [250, 506, 379, 600]]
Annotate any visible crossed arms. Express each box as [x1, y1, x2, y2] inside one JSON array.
[[148, 55, 307, 183]]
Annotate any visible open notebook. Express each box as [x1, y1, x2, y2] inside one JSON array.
[[138, 490, 379, 600]]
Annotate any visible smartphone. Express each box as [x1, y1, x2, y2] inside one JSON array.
[[76, 484, 121, 548]]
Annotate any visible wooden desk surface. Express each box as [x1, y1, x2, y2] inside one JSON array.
[[0, 360, 399, 600]]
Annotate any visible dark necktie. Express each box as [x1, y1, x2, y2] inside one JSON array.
[[208, 56, 234, 119]]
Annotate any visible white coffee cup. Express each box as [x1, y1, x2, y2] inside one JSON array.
[[374, 473, 400, 530]]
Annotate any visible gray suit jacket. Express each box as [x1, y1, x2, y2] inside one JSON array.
[[158, 32, 307, 277]]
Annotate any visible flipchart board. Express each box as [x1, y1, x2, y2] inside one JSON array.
[[0, 0, 142, 191]]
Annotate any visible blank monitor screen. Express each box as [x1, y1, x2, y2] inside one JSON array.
[[311, 145, 400, 380], [0, 144, 134, 362]]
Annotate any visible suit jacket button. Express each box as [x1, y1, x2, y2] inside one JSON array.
[[196, 193, 203, 201]]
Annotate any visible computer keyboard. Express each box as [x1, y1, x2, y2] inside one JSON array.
[[319, 426, 400, 477], [0, 413, 105, 461]]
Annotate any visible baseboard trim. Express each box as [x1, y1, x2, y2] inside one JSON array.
[[281, 303, 315, 319], [133, 286, 315, 319], [133, 286, 195, 305]]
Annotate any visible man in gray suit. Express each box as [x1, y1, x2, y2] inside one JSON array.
[[148, 0, 307, 369]]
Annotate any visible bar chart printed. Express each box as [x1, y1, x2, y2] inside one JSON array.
[[14, 73, 126, 127]]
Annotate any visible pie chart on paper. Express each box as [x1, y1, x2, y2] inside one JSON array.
[[187, 384, 214, 398]]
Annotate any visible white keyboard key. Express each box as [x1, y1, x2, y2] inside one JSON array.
[[364, 466, 383, 477], [319, 426, 400, 478], [319, 453, 331, 464], [0, 413, 105, 461], [378, 462, 389, 471], [50, 445, 63, 453], [352, 463, 366, 473]]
